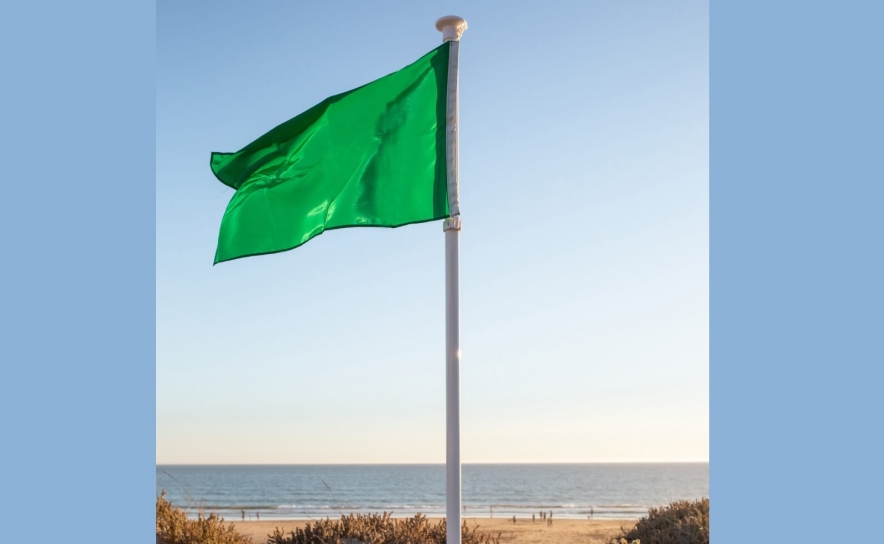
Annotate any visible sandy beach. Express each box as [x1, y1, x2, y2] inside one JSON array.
[[226, 518, 638, 544]]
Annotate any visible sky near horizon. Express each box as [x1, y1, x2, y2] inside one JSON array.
[[156, 0, 709, 464]]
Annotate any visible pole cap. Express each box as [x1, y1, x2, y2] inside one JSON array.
[[435, 15, 468, 42]]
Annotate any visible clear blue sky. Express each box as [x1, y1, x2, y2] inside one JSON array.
[[157, 0, 708, 464]]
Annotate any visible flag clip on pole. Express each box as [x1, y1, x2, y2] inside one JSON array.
[[436, 14, 466, 544]]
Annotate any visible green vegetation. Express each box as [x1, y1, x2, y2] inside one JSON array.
[[267, 512, 500, 544], [156, 491, 251, 544], [612, 498, 709, 544], [157, 493, 500, 544]]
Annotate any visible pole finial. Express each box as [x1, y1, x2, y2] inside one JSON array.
[[435, 15, 467, 42]]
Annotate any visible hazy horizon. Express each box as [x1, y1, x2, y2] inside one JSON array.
[[158, 461, 709, 466]]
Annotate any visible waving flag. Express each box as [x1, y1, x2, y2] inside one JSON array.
[[211, 43, 452, 264]]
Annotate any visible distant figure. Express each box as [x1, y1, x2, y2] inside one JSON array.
[[532, 514, 535, 523], [549, 511, 553, 525], [256, 512, 260, 521], [241, 510, 245, 521], [490, 505, 493, 518], [512, 515, 516, 524], [590, 508, 594, 520]]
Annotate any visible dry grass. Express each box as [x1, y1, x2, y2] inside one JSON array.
[[612, 498, 709, 544], [266, 512, 501, 544], [157, 490, 252, 544]]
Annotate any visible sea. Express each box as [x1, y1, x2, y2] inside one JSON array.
[[156, 463, 708, 521]]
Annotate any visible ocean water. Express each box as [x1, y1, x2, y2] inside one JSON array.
[[156, 464, 707, 521]]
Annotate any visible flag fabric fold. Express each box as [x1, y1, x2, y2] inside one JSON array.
[[211, 42, 451, 264]]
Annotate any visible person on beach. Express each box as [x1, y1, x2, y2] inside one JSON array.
[[256, 512, 260, 521], [512, 515, 516, 524], [590, 508, 594, 520], [532, 513, 535, 523], [241, 509, 245, 521]]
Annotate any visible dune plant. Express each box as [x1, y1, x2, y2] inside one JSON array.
[[267, 512, 500, 544], [612, 498, 709, 544], [157, 490, 252, 544]]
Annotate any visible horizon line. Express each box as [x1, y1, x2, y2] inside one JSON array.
[[156, 460, 710, 466]]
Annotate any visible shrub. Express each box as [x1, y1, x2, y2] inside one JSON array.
[[156, 490, 252, 544], [613, 498, 709, 544], [266, 512, 500, 544]]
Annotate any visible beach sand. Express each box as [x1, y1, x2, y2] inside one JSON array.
[[227, 517, 637, 544]]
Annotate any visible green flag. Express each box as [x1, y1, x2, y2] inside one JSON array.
[[211, 43, 452, 264]]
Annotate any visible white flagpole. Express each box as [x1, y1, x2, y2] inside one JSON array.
[[436, 15, 467, 544]]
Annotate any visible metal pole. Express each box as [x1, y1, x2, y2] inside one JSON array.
[[444, 223, 460, 544], [436, 15, 467, 544]]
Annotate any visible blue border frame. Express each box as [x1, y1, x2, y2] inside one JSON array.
[[1, 1, 155, 541], [711, 1, 883, 541], [4, 1, 882, 541]]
